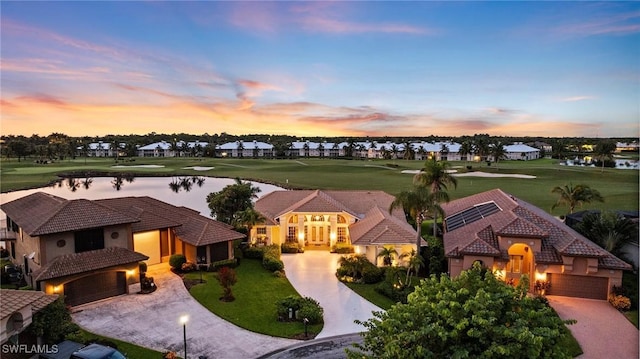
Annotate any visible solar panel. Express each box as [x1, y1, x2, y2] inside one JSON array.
[[445, 201, 501, 231]]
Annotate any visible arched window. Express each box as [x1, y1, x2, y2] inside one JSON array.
[[288, 215, 298, 223], [337, 215, 346, 224]]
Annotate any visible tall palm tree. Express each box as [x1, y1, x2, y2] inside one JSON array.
[[459, 140, 472, 164], [390, 184, 441, 254], [399, 249, 424, 285], [490, 140, 508, 169], [413, 158, 458, 238], [594, 141, 617, 173], [233, 208, 266, 241], [575, 211, 637, 261], [551, 183, 604, 214]]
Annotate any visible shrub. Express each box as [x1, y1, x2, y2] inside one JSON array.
[[281, 242, 303, 253], [263, 244, 281, 257], [138, 261, 147, 274], [362, 265, 385, 284], [181, 262, 197, 272], [209, 258, 238, 271], [336, 254, 378, 282], [276, 295, 324, 324], [273, 270, 286, 278], [169, 254, 186, 270], [243, 246, 264, 259], [263, 256, 284, 272], [332, 244, 355, 254], [609, 293, 631, 311], [217, 267, 238, 302], [375, 267, 414, 303]]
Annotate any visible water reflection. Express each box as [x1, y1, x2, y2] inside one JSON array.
[[169, 176, 207, 193], [4, 177, 282, 219]]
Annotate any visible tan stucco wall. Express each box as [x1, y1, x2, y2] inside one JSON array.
[[133, 230, 161, 264], [497, 236, 541, 252]]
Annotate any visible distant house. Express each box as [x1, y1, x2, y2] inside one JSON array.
[[1, 289, 58, 344], [441, 189, 631, 300], [217, 140, 273, 158], [254, 190, 421, 266], [137, 141, 208, 157], [503, 143, 540, 160], [1, 193, 243, 306]]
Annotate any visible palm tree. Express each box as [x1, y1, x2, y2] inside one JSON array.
[[377, 247, 398, 266], [233, 208, 266, 241], [490, 140, 508, 169], [399, 249, 424, 285], [472, 136, 490, 163], [390, 184, 440, 254], [594, 141, 617, 173], [551, 183, 604, 214], [413, 158, 458, 238], [459, 140, 472, 164], [575, 211, 637, 261]]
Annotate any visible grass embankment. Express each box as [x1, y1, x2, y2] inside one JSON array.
[[2, 157, 638, 216], [185, 259, 323, 338], [69, 328, 164, 359]]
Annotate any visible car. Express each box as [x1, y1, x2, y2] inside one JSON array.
[[3, 264, 22, 283], [70, 344, 126, 359]]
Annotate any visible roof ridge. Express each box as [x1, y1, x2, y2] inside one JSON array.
[[29, 198, 73, 236]]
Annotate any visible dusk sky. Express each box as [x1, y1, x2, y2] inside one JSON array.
[[1, 2, 638, 138]]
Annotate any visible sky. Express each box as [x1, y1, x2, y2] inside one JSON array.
[[1, 1, 638, 138]]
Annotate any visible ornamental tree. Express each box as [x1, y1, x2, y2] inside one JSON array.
[[349, 264, 575, 359]]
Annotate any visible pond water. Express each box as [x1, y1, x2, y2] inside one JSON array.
[[0, 176, 284, 219]]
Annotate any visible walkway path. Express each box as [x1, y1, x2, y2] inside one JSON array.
[[72, 263, 299, 359], [281, 251, 383, 338]]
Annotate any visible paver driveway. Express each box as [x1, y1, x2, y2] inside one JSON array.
[[72, 263, 299, 359], [548, 295, 639, 359], [281, 251, 383, 338]]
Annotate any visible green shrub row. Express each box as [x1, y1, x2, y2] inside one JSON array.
[[243, 246, 265, 259], [276, 295, 324, 324], [331, 243, 355, 254], [209, 258, 238, 271], [262, 244, 284, 272], [336, 254, 384, 284], [281, 242, 304, 253]]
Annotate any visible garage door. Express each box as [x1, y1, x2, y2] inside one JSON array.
[[64, 271, 126, 306], [547, 274, 609, 300]]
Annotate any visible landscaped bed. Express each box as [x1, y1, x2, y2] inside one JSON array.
[[184, 258, 323, 339]]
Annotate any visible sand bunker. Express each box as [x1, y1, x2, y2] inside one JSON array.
[[401, 170, 536, 179], [182, 166, 214, 171], [401, 169, 458, 174], [112, 165, 165, 169]]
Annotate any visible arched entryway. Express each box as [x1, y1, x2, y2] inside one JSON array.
[[505, 243, 535, 288]]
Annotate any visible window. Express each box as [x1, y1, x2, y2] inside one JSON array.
[[288, 215, 298, 224], [287, 227, 298, 243], [74, 228, 105, 253], [256, 227, 267, 235], [337, 215, 347, 224], [509, 255, 523, 273], [337, 227, 347, 243]]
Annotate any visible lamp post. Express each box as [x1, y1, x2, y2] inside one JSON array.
[[180, 315, 189, 359]]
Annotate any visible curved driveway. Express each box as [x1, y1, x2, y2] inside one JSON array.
[[281, 251, 382, 338], [72, 263, 299, 359]]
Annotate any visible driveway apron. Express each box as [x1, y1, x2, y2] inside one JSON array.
[[548, 295, 639, 359], [72, 263, 299, 359], [281, 251, 383, 338]]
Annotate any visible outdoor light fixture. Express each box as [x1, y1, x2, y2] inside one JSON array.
[[180, 315, 189, 359]]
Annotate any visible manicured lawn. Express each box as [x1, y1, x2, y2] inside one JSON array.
[[625, 310, 639, 328], [68, 328, 164, 359], [185, 259, 323, 338], [2, 157, 638, 216]]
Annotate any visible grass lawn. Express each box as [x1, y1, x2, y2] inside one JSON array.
[[1, 157, 638, 216], [68, 327, 164, 359], [185, 259, 323, 338]]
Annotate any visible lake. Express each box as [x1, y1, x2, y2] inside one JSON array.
[[0, 176, 284, 219]]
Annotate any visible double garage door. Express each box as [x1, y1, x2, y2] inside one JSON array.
[[64, 271, 127, 306], [547, 273, 609, 300]]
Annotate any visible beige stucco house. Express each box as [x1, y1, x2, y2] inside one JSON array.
[[254, 190, 422, 266], [441, 189, 632, 299], [1, 192, 244, 306]]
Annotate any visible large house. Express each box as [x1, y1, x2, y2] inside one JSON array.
[[1, 193, 244, 306], [254, 190, 422, 265], [441, 189, 632, 300]]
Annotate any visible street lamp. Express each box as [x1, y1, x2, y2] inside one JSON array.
[[180, 315, 189, 359]]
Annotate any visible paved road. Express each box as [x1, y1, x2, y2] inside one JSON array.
[[257, 333, 365, 359], [281, 251, 383, 338], [548, 295, 639, 359], [72, 263, 299, 359]]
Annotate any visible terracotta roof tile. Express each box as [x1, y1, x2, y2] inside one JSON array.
[[442, 189, 632, 271], [1, 289, 58, 320], [350, 207, 420, 245], [33, 247, 148, 282]]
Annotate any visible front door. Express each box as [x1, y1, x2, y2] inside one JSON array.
[[309, 225, 327, 246]]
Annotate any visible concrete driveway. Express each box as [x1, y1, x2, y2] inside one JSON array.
[[548, 295, 639, 359], [72, 263, 299, 359], [281, 251, 382, 338]]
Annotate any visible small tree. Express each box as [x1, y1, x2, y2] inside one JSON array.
[[217, 266, 238, 302], [28, 297, 78, 344], [377, 247, 398, 266], [350, 264, 575, 358]]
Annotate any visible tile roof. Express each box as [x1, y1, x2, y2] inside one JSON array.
[[442, 189, 632, 270], [33, 247, 148, 282], [256, 190, 418, 246], [1, 192, 139, 236], [1, 289, 58, 320], [97, 197, 245, 246]]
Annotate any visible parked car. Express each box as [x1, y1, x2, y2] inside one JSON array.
[[70, 343, 126, 359], [3, 263, 22, 283]]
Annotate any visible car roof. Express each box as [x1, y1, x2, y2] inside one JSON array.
[[71, 343, 117, 359]]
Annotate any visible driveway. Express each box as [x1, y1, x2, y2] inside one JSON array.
[[281, 251, 383, 338], [72, 263, 299, 359], [548, 296, 639, 359]]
